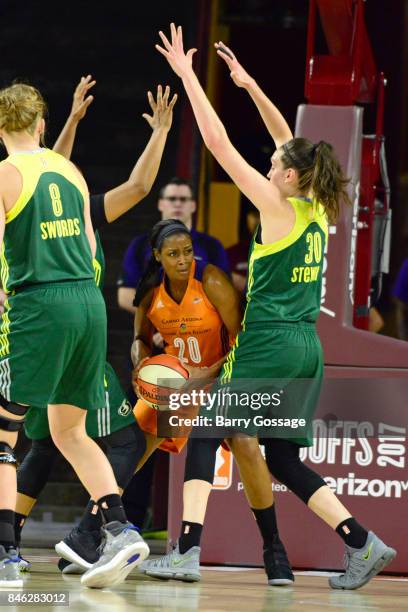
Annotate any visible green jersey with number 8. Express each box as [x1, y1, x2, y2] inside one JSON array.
[[0, 148, 94, 292]]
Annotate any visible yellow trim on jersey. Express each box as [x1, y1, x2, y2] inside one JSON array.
[[3, 149, 87, 224], [241, 249, 256, 331], [252, 198, 328, 260], [0, 299, 11, 358], [221, 334, 239, 384], [93, 258, 102, 288], [0, 243, 9, 294]]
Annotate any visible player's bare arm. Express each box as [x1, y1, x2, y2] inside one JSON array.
[[104, 85, 177, 222], [156, 24, 287, 218], [202, 264, 242, 340], [66, 160, 96, 258], [0, 193, 6, 247], [53, 75, 96, 158], [131, 289, 155, 370]]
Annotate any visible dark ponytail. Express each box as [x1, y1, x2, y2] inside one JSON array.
[[281, 138, 350, 224], [133, 219, 191, 306]]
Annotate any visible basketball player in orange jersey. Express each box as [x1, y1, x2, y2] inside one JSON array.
[[131, 218, 239, 461], [132, 219, 296, 584]]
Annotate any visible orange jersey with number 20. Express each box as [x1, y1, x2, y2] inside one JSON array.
[[147, 260, 230, 367]]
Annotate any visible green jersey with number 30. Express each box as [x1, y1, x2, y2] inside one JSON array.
[[0, 148, 94, 292], [243, 197, 328, 328]]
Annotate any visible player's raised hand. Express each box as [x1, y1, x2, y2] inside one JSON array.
[[142, 85, 177, 132], [70, 75, 96, 122], [156, 23, 197, 78], [215, 42, 254, 89]]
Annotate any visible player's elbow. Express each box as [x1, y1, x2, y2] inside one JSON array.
[[126, 179, 150, 202], [203, 125, 228, 156], [117, 287, 136, 314]]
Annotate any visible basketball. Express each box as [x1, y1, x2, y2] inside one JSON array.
[[136, 354, 189, 410]]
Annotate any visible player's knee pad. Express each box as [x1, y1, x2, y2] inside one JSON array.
[[184, 437, 222, 484], [264, 439, 325, 504], [0, 394, 28, 432], [104, 423, 147, 490], [17, 437, 58, 498], [31, 436, 58, 455], [0, 441, 17, 466]]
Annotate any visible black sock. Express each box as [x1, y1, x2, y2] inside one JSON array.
[[336, 517, 368, 549], [78, 500, 103, 532], [251, 505, 278, 549], [14, 512, 27, 546], [97, 494, 127, 525], [179, 521, 203, 553], [0, 509, 15, 551]]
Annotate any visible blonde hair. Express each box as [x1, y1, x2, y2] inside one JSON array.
[[0, 83, 47, 135]]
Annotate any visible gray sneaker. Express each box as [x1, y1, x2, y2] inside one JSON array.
[[140, 542, 201, 582], [81, 521, 149, 589], [0, 547, 23, 588], [329, 531, 396, 590]]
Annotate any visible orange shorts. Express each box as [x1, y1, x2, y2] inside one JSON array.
[[133, 399, 188, 454]]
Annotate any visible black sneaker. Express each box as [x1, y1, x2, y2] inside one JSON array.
[[264, 535, 294, 586], [55, 527, 101, 571], [57, 557, 86, 574]]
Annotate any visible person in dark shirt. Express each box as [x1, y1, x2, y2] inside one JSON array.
[[117, 177, 230, 314]]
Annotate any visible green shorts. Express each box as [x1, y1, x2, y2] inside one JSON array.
[[86, 362, 135, 438], [24, 361, 134, 440], [200, 322, 323, 446], [0, 279, 106, 410]]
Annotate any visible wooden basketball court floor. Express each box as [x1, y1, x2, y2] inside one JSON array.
[[9, 549, 407, 611]]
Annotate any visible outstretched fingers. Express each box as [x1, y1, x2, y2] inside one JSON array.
[[77, 74, 96, 96], [157, 84, 163, 107], [168, 93, 178, 110], [147, 90, 156, 113], [214, 42, 237, 72], [170, 22, 178, 47], [215, 41, 235, 60], [177, 24, 184, 50], [158, 30, 172, 52], [162, 85, 170, 106]]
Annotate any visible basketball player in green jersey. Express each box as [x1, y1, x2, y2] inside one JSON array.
[[14, 80, 177, 572], [147, 26, 396, 590], [0, 83, 151, 588]]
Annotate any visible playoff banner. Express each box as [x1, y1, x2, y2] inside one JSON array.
[[167, 376, 408, 571]]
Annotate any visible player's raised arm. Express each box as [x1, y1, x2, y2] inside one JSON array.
[[103, 85, 177, 223], [156, 24, 284, 217], [214, 42, 293, 149], [53, 75, 96, 158]]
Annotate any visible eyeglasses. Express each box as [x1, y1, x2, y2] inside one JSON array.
[[161, 196, 193, 203]]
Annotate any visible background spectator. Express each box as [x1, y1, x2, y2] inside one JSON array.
[[117, 177, 230, 315]]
